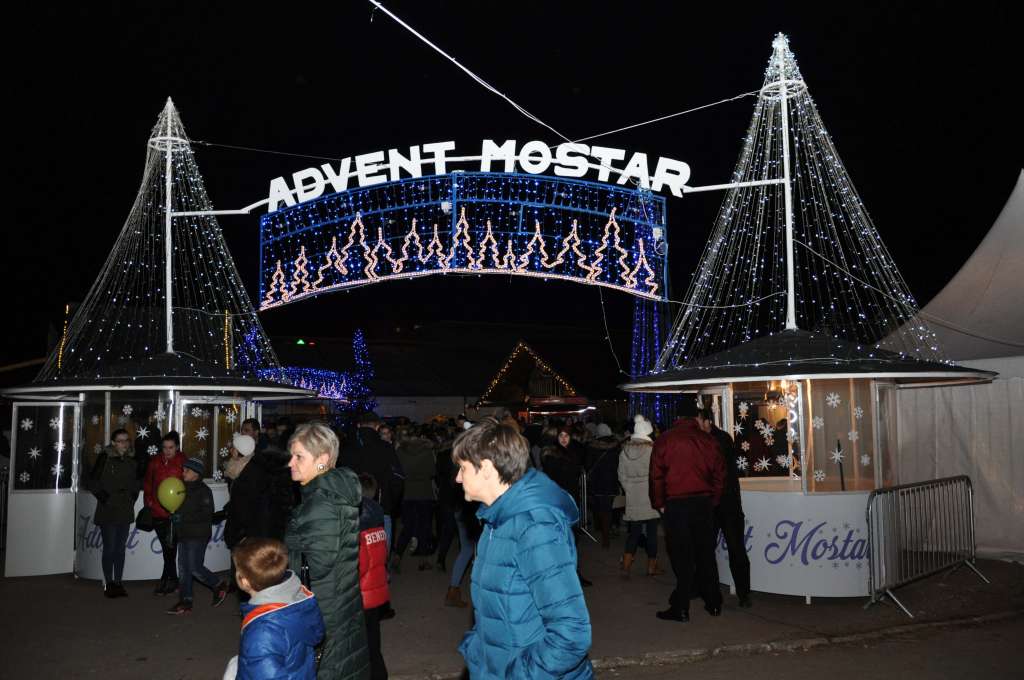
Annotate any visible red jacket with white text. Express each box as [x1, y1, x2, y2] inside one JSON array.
[[358, 496, 390, 610], [649, 418, 725, 509]]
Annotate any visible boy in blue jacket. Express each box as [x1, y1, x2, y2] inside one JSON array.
[[224, 538, 325, 680]]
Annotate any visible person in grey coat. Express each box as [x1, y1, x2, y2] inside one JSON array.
[[618, 415, 663, 577], [87, 428, 138, 597]]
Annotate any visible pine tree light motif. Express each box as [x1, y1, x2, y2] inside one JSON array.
[[35, 99, 282, 381], [657, 35, 945, 371]]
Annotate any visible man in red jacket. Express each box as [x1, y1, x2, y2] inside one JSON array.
[[144, 432, 186, 595], [649, 401, 726, 622]]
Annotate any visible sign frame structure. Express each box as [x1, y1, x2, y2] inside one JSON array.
[[258, 171, 669, 310]]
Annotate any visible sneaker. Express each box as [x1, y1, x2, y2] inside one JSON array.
[[165, 600, 193, 615], [212, 582, 228, 607]]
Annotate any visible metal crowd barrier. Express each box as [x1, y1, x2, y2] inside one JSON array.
[[865, 475, 989, 618], [0, 466, 8, 552]]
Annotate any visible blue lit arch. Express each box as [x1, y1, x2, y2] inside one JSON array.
[[258, 172, 668, 309]]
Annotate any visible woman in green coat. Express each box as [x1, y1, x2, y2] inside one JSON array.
[[285, 422, 370, 680], [87, 428, 138, 598]]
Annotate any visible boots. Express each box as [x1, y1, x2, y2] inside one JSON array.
[[620, 553, 635, 578], [444, 586, 468, 608], [646, 558, 665, 576]]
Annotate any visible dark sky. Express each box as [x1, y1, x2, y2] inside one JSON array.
[[5, 1, 1020, 367]]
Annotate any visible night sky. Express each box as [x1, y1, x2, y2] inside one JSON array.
[[5, 2, 1020, 369]]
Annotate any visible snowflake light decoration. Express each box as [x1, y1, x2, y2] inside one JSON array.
[[195, 427, 209, 441], [741, 441, 751, 452], [814, 469, 826, 482], [18, 472, 30, 484], [19, 418, 34, 431], [27, 447, 42, 460], [122, 404, 134, 416], [848, 430, 859, 443], [91, 415, 100, 425], [736, 457, 749, 472], [225, 411, 238, 424], [137, 426, 150, 440], [812, 416, 824, 430], [830, 446, 844, 464], [754, 457, 771, 472], [191, 407, 205, 418], [860, 454, 872, 467], [853, 406, 864, 420], [147, 444, 159, 456], [733, 422, 744, 436], [51, 463, 64, 477], [825, 392, 841, 408], [49, 417, 61, 430]]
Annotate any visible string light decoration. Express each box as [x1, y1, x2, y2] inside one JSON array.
[[258, 173, 667, 310], [35, 99, 283, 381], [479, 341, 577, 404], [257, 329, 375, 405], [656, 34, 946, 373]]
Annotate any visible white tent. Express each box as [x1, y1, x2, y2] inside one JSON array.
[[891, 171, 1024, 560]]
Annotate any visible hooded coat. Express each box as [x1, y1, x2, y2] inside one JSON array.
[[285, 468, 369, 680], [618, 438, 659, 522], [459, 469, 593, 680], [238, 571, 325, 680]]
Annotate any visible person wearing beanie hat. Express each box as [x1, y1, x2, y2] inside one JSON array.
[[224, 434, 256, 481], [585, 422, 621, 549], [167, 456, 227, 614], [619, 415, 662, 577]]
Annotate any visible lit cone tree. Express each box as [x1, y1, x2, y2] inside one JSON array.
[[36, 99, 282, 381], [658, 35, 945, 370]]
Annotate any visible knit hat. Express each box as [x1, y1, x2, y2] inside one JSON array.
[[183, 457, 205, 476], [632, 414, 654, 440], [232, 433, 256, 457], [595, 423, 613, 438]]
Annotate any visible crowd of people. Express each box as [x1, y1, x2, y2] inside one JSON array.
[[84, 399, 753, 679]]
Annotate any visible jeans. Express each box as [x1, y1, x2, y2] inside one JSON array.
[[449, 511, 476, 588], [364, 604, 388, 680], [177, 539, 218, 601], [624, 518, 660, 558], [153, 517, 178, 580], [99, 522, 130, 583], [394, 500, 436, 556]]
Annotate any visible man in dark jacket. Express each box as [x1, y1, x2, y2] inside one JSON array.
[[585, 424, 621, 549], [696, 409, 751, 608], [338, 412, 404, 555], [88, 428, 138, 597], [649, 401, 726, 622], [167, 457, 227, 614]]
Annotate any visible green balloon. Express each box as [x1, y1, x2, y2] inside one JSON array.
[[157, 477, 186, 513]]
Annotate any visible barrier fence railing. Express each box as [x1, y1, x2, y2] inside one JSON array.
[[0, 466, 8, 552], [865, 474, 989, 618]]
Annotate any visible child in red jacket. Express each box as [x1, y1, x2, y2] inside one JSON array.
[[358, 474, 390, 680]]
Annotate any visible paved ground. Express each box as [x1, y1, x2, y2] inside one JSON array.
[[0, 537, 1021, 679], [609, 616, 1024, 679]]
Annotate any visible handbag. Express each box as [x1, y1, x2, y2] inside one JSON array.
[[135, 506, 154, 532]]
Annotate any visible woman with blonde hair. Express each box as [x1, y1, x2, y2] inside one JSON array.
[[285, 422, 369, 680]]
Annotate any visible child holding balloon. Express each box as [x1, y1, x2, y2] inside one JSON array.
[[166, 457, 229, 615], [144, 432, 186, 595]]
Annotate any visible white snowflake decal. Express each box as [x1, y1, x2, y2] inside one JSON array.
[[153, 410, 165, 424], [812, 416, 825, 430], [225, 411, 238, 424], [854, 406, 864, 420], [219, 447, 230, 459], [740, 441, 751, 452], [848, 430, 859, 443], [738, 402, 749, 420], [212, 469, 224, 482], [116, 415, 128, 426], [147, 445, 159, 456], [136, 426, 150, 440], [814, 469, 826, 482], [790, 472, 801, 481], [18, 471, 30, 484], [763, 432, 775, 446], [830, 446, 845, 464], [860, 454, 872, 467], [732, 422, 744, 436], [754, 457, 771, 472], [195, 427, 209, 441], [51, 463, 64, 477], [49, 417, 61, 430], [736, 457, 749, 472], [191, 407, 204, 418], [93, 444, 103, 454], [91, 415, 100, 425], [19, 418, 34, 431], [122, 404, 133, 416], [27, 447, 42, 460], [776, 454, 792, 469], [825, 392, 842, 408], [54, 440, 66, 453]]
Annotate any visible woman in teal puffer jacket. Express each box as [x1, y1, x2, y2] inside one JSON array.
[[453, 417, 593, 679], [285, 422, 370, 680]]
